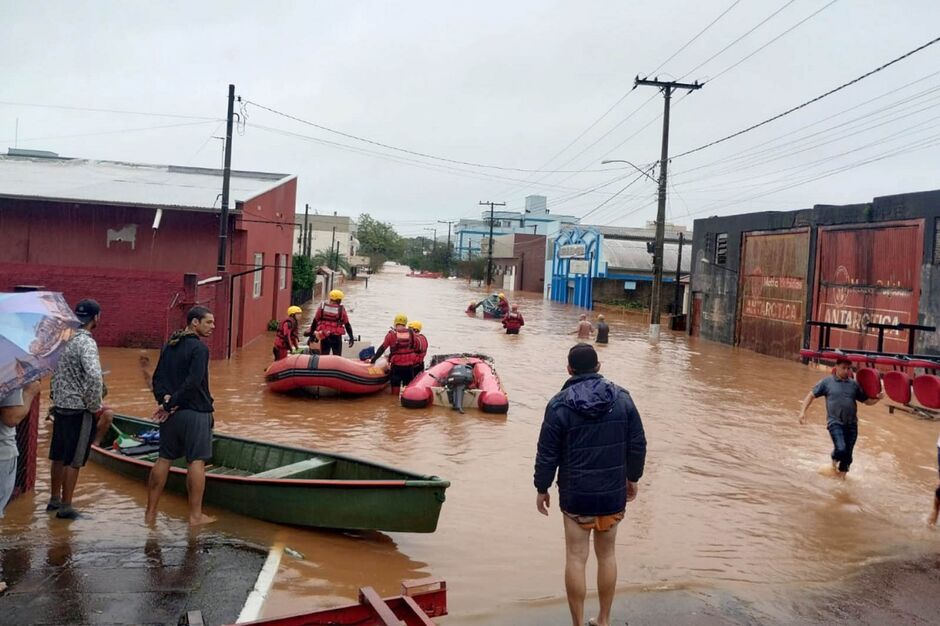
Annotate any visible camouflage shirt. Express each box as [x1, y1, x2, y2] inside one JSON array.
[[51, 329, 103, 412]]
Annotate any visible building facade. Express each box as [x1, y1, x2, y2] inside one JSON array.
[[293, 212, 359, 260], [547, 224, 691, 310], [0, 151, 296, 358], [690, 188, 940, 360], [455, 195, 579, 260], [489, 233, 547, 293]]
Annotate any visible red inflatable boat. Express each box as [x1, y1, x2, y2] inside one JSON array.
[[401, 355, 508, 414], [265, 354, 389, 396]]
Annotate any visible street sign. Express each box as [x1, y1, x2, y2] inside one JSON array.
[[559, 244, 586, 259]]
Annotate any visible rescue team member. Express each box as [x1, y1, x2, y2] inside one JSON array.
[[408, 320, 429, 371], [308, 290, 355, 356], [497, 292, 510, 317], [273, 305, 302, 361], [502, 304, 525, 334], [371, 314, 422, 388]]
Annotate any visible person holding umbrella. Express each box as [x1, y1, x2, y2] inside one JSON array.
[[48, 299, 104, 520], [0, 381, 41, 517], [0, 291, 82, 517]]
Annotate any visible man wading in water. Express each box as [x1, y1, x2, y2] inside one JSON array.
[[799, 356, 883, 478], [146, 306, 216, 526]]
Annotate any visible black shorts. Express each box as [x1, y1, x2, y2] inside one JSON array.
[[49, 408, 97, 469], [159, 410, 214, 463], [390, 364, 418, 388], [321, 335, 343, 356]]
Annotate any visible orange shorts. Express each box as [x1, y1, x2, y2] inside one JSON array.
[[563, 510, 624, 531]]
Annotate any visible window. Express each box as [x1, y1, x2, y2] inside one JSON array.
[[278, 254, 287, 290], [715, 233, 728, 265], [253, 253, 263, 298]]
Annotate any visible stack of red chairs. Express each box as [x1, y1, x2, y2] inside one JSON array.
[[800, 349, 940, 410]]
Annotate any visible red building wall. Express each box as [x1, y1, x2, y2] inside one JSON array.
[[0, 199, 220, 274], [0, 177, 296, 355], [232, 178, 296, 348], [0, 262, 187, 348]]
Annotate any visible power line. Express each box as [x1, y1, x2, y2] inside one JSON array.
[[673, 34, 940, 159], [243, 98, 622, 174], [0, 100, 221, 121], [707, 0, 840, 83], [250, 123, 621, 193], [0, 119, 216, 145], [483, 0, 746, 202], [669, 70, 940, 178], [677, 0, 798, 80]]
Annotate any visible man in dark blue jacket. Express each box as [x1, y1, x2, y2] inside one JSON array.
[[534, 343, 646, 626]]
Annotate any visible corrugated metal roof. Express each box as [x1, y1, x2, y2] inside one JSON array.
[[602, 238, 691, 273], [0, 154, 293, 212]]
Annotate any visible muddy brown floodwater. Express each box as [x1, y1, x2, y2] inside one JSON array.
[[2, 264, 939, 624]]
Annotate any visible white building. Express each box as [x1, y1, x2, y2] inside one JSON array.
[[293, 212, 359, 260], [455, 195, 578, 260]]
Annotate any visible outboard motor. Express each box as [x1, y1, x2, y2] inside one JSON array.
[[444, 364, 475, 413]]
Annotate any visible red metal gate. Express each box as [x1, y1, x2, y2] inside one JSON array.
[[736, 229, 810, 359], [812, 221, 924, 354]]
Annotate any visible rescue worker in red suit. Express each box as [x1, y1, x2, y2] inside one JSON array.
[[502, 304, 525, 335], [371, 314, 422, 389], [273, 305, 303, 360], [408, 320, 429, 371], [307, 289, 355, 356], [496, 292, 510, 317]]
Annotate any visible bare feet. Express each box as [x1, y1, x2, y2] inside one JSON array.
[[189, 514, 216, 527]]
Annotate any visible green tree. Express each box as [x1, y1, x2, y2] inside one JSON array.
[[309, 248, 350, 273], [291, 254, 314, 290], [356, 214, 403, 272]]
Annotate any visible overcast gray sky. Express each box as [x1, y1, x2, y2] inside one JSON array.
[[2, 1, 939, 237]]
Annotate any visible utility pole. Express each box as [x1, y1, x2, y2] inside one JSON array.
[[329, 226, 337, 270], [479, 201, 505, 287], [217, 83, 236, 272], [438, 219, 458, 276], [634, 76, 702, 338], [424, 227, 437, 252], [303, 203, 310, 257], [673, 231, 684, 318]]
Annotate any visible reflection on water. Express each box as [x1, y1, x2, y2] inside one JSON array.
[[2, 264, 939, 621]]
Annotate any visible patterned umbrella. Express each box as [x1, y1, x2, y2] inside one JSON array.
[[0, 291, 81, 398]]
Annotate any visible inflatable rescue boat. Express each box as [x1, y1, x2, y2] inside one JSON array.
[[265, 353, 389, 396], [401, 354, 509, 414]]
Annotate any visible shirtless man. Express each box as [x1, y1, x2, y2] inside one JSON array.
[[571, 314, 594, 340]]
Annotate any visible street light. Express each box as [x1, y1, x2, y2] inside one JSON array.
[[601, 159, 657, 183]]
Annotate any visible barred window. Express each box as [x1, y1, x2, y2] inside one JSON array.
[[715, 233, 728, 265]]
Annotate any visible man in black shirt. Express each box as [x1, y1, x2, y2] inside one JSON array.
[[146, 306, 216, 526]]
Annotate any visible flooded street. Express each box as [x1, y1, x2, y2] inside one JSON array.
[[3, 265, 939, 623]]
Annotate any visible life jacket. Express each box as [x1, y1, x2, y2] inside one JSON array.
[[414, 333, 429, 358], [315, 302, 347, 336], [386, 327, 421, 366], [503, 312, 524, 331], [497, 299, 510, 314], [275, 317, 297, 349]]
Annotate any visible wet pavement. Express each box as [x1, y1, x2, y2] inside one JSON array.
[[2, 264, 939, 624], [0, 531, 265, 625]]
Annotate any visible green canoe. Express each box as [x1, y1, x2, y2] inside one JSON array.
[[90, 414, 449, 533]]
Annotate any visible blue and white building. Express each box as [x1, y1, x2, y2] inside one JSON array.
[[547, 223, 691, 310], [455, 195, 579, 260]]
